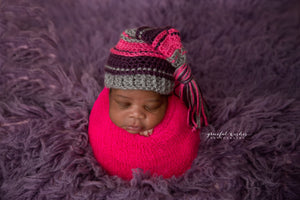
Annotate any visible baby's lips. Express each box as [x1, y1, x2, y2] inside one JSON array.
[[126, 125, 143, 133]]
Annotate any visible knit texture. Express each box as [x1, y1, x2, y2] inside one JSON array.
[[88, 88, 200, 180], [105, 27, 177, 95]]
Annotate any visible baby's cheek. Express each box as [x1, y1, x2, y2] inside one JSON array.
[[109, 108, 122, 127], [147, 113, 164, 129]]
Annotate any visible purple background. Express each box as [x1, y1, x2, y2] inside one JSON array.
[[0, 0, 299, 199]]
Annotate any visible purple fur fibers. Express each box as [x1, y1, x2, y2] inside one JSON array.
[[0, 0, 299, 199]]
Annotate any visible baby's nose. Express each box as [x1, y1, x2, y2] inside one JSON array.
[[129, 107, 146, 119]]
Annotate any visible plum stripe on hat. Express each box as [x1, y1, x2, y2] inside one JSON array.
[[104, 26, 209, 129]]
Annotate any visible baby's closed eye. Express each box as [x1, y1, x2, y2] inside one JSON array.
[[144, 103, 162, 112], [115, 100, 131, 109]]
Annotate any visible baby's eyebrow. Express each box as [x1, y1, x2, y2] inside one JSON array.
[[114, 94, 131, 99], [146, 99, 161, 102]]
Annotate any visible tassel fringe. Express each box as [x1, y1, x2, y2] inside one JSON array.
[[174, 64, 209, 130]]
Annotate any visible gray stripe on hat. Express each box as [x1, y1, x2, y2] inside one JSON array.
[[166, 47, 186, 69], [105, 65, 174, 77], [124, 28, 138, 38], [104, 73, 174, 95], [122, 28, 147, 43], [120, 33, 144, 43]]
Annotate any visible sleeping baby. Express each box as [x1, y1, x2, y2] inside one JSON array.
[[89, 26, 208, 180]]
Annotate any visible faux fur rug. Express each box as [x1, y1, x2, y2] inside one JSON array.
[[0, 0, 299, 199]]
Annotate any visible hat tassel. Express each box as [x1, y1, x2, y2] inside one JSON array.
[[174, 64, 209, 130]]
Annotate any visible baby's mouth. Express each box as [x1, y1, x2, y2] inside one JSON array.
[[126, 125, 143, 133]]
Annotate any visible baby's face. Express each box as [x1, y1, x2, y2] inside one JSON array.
[[109, 88, 168, 135]]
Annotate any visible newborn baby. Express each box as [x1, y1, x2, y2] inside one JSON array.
[[88, 26, 208, 180]]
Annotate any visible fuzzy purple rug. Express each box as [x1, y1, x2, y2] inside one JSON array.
[[0, 0, 299, 199]]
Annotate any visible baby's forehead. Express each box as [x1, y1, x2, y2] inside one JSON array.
[[109, 88, 166, 100]]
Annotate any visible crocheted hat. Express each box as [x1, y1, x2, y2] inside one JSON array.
[[105, 26, 208, 129]]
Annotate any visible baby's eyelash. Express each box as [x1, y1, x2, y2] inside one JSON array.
[[144, 104, 160, 112], [116, 101, 131, 108], [144, 106, 151, 111]]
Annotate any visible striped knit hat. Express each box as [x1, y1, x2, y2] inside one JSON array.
[[104, 26, 208, 129]]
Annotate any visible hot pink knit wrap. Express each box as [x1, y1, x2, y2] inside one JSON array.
[[88, 88, 200, 180]]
